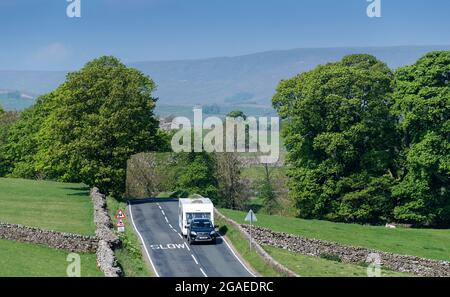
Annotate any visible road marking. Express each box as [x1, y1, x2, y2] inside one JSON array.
[[164, 216, 169, 223], [150, 243, 186, 250], [161, 210, 165, 216], [191, 254, 199, 265], [178, 233, 183, 239], [184, 242, 191, 251], [168, 224, 173, 229], [128, 202, 160, 277], [219, 235, 256, 277], [200, 268, 207, 277]]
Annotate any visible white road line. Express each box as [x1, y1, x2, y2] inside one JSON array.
[[164, 216, 169, 223], [161, 210, 165, 216], [219, 235, 256, 277], [178, 233, 183, 239], [191, 254, 199, 265], [168, 224, 173, 229], [172, 228, 178, 233], [128, 202, 160, 277], [200, 268, 207, 277], [184, 242, 191, 251]]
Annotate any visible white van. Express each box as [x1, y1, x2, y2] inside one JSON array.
[[178, 198, 214, 236]]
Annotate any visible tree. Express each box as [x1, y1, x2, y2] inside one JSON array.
[[216, 152, 248, 209], [175, 152, 219, 202], [272, 54, 397, 223], [0, 108, 19, 176], [391, 51, 450, 226], [6, 56, 165, 196], [258, 163, 278, 214]]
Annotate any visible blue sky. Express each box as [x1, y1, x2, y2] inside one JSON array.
[[0, 0, 449, 70]]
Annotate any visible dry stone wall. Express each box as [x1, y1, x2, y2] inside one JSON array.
[[0, 222, 97, 252], [90, 187, 122, 277], [243, 225, 450, 277]]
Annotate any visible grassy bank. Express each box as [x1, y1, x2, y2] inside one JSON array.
[[107, 197, 152, 277], [220, 209, 450, 261], [264, 246, 411, 277], [0, 178, 95, 235], [215, 216, 283, 277], [0, 239, 102, 277]]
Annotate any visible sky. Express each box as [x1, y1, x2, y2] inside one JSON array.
[[0, 0, 449, 70]]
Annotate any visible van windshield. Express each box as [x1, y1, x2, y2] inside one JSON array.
[[191, 219, 212, 229]]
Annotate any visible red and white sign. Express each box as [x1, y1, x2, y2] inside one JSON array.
[[115, 209, 127, 220], [117, 219, 125, 227], [117, 219, 125, 232]]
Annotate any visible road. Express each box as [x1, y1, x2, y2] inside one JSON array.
[[128, 198, 255, 277]]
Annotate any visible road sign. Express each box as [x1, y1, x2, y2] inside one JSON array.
[[117, 219, 125, 232], [245, 209, 257, 222], [244, 209, 257, 250], [116, 209, 127, 220]]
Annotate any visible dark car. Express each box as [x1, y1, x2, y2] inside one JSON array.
[[187, 218, 217, 244]]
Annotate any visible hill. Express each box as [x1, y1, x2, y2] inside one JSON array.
[[1, 45, 450, 110]]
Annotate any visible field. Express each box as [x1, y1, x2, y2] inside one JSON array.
[[220, 209, 450, 261], [264, 246, 410, 277], [0, 178, 100, 276], [0, 239, 102, 277], [215, 216, 410, 277], [0, 178, 96, 235]]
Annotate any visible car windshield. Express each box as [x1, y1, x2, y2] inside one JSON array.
[[191, 220, 212, 229]]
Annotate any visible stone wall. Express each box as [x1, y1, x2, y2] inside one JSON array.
[[243, 225, 450, 277], [0, 222, 98, 252], [215, 209, 299, 277], [90, 187, 122, 277]]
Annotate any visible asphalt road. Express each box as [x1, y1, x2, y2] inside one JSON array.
[[129, 198, 255, 277]]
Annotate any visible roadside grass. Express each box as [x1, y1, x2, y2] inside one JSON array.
[[0, 178, 96, 235], [0, 239, 102, 277], [107, 197, 152, 277], [219, 209, 450, 261], [263, 246, 411, 277], [215, 216, 284, 277]]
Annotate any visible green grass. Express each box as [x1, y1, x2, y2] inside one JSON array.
[[0, 178, 96, 235], [264, 246, 411, 277], [0, 239, 102, 277], [219, 209, 450, 261], [215, 216, 284, 276], [107, 197, 152, 277]]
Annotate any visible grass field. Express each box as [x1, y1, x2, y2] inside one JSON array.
[[220, 209, 450, 261], [0, 239, 102, 277], [264, 246, 411, 277], [0, 178, 96, 235]]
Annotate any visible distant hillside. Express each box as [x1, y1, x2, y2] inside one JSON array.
[[1, 45, 449, 111], [0, 89, 36, 111]]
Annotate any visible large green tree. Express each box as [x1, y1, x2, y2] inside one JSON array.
[[6, 56, 164, 196], [391, 51, 450, 226], [175, 152, 219, 203], [0, 106, 20, 177], [273, 54, 397, 223]]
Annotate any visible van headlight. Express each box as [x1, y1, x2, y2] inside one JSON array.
[[190, 231, 197, 236], [210, 231, 216, 236]]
